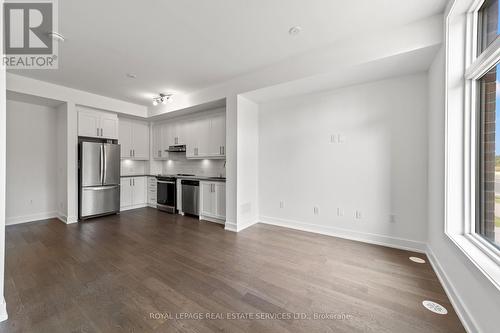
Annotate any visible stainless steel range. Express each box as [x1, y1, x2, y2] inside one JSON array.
[[156, 176, 177, 213]]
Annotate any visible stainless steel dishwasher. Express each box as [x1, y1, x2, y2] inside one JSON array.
[[181, 180, 199, 216]]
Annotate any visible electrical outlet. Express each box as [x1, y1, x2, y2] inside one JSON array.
[[355, 210, 362, 220], [314, 206, 320, 215], [389, 214, 396, 223], [337, 208, 344, 217], [279, 201, 285, 209], [330, 134, 346, 144]]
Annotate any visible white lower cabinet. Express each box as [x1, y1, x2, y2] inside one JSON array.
[[120, 176, 147, 210], [200, 181, 225, 221]]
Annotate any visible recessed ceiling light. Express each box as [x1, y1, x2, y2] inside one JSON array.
[[126, 73, 137, 79], [288, 26, 302, 36], [48, 31, 65, 42]]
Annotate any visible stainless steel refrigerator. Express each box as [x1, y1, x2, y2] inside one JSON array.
[[79, 141, 120, 219]]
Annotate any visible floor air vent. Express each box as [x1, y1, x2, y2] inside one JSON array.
[[409, 256, 426, 264], [422, 300, 448, 315]]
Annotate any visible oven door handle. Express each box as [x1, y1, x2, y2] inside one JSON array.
[[157, 181, 176, 184]]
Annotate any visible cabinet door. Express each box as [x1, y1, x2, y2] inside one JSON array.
[[214, 183, 226, 219], [210, 113, 226, 156], [176, 120, 187, 145], [120, 178, 133, 208], [152, 124, 163, 160], [78, 110, 100, 138], [185, 120, 197, 158], [119, 118, 133, 159], [100, 113, 119, 139], [132, 121, 149, 160], [185, 118, 207, 158], [162, 122, 175, 146], [132, 177, 147, 205], [200, 182, 215, 217], [198, 117, 211, 157]]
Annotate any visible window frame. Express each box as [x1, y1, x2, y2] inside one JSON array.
[[445, 0, 500, 291], [465, 0, 500, 260]]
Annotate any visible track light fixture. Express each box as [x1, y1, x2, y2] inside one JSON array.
[[152, 93, 173, 106]]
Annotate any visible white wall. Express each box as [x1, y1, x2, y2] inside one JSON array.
[[6, 100, 60, 224], [234, 96, 259, 231], [427, 47, 500, 333], [56, 104, 68, 220], [258, 73, 428, 251]]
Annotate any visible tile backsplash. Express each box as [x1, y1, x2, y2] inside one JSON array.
[[121, 155, 226, 177], [121, 160, 147, 175], [162, 155, 225, 177]]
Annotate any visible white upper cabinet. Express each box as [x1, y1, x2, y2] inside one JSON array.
[[164, 120, 187, 146], [152, 110, 226, 160], [78, 108, 119, 139], [119, 119, 133, 158], [209, 113, 226, 157], [119, 118, 149, 160], [185, 112, 225, 159], [152, 123, 168, 160]]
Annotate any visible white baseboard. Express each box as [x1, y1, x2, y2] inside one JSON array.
[[120, 204, 148, 212], [6, 211, 59, 225], [224, 219, 259, 232], [56, 213, 67, 223], [224, 221, 237, 232], [259, 216, 426, 253], [426, 245, 477, 333], [0, 297, 8, 322]]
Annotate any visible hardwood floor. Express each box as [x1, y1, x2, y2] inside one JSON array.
[[0, 208, 465, 332]]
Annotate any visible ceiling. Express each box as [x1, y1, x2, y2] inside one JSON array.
[[9, 0, 447, 106]]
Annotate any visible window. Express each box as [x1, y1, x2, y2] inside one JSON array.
[[477, 64, 500, 249], [475, 0, 500, 250], [478, 0, 499, 52]]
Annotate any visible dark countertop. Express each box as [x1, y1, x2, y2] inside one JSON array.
[[175, 175, 226, 182], [120, 175, 157, 178], [120, 174, 226, 182]]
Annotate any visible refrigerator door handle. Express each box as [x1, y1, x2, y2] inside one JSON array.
[[100, 144, 104, 185], [103, 144, 107, 185]]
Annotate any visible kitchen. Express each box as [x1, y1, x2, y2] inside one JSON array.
[[78, 101, 227, 224]]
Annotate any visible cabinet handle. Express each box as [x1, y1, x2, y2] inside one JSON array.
[[133, 178, 135, 186], [132, 149, 135, 157], [100, 128, 103, 137], [130, 149, 132, 157], [222, 146, 225, 155], [97, 128, 99, 136], [130, 178, 132, 186]]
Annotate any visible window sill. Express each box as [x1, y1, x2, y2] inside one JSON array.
[[446, 232, 500, 290]]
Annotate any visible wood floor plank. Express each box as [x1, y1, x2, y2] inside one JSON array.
[[0, 208, 465, 333]]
